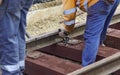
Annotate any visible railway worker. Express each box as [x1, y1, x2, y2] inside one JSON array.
[[59, 0, 120, 66], [0, 0, 33, 75]]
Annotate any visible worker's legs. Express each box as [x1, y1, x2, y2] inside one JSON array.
[[82, 0, 114, 66], [18, 0, 33, 74], [0, 0, 33, 75], [100, 0, 120, 45], [0, 4, 21, 75]]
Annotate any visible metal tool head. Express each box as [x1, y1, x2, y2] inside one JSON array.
[[63, 36, 70, 46]]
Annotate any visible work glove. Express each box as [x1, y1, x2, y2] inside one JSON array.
[[103, 0, 114, 5], [0, 0, 2, 5]]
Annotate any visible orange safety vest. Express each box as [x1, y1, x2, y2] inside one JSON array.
[[62, 0, 98, 32]]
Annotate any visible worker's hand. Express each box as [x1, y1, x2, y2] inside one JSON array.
[[0, 0, 3, 5], [58, 29, 70, 38], [103, 0, 114, 5]]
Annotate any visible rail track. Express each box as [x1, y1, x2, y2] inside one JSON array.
[[25, 8, 120, 75]]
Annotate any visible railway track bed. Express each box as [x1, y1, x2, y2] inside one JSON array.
[[25, 8, 120, 75]]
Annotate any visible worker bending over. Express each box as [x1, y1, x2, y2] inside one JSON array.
[[59, 0, 120, 66], [0, 0, 33, 75]]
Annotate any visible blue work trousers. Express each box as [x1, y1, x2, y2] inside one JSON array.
[[0, 0, 33, 75], [82, 0, 120, 66]]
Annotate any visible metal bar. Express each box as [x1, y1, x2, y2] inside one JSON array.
[[67, 52, 120, 75]]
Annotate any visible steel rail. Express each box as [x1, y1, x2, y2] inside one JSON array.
[[67, 52, 120, 75], [26, 9, 120, 52]]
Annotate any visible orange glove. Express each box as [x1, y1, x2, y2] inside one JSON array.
[[0, 0, 2, 5], [64, 24, 75, 33]]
